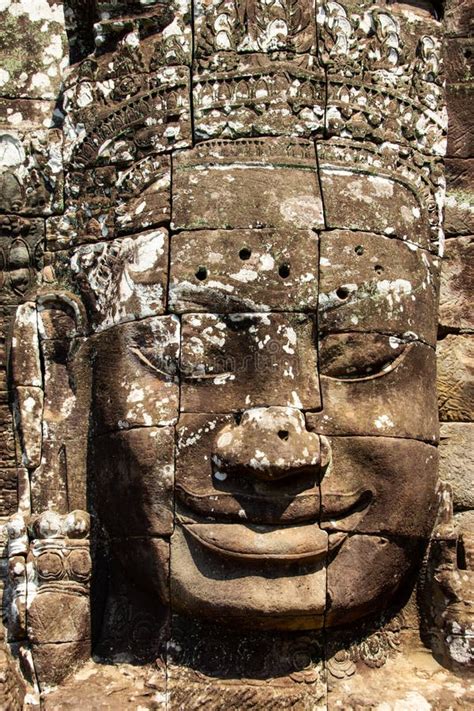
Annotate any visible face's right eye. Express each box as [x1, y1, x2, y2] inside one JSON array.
[[319, 332, 411, 380]]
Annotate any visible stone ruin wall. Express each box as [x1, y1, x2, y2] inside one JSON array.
[[0, 0, 472, 706]]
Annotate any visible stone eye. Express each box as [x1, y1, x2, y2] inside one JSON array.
[[195, 266, 208, 281], [319, 333, 407, 380], [239, 247, 251, 260], [279, 263, 290, 279]]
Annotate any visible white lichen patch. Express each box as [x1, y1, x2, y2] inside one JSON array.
[[374, 414, 395, 429]]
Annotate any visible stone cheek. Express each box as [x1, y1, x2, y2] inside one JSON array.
[[326, 534, 425, 627], [93, 426, 175, 538], [318, 437, 439, 538], [309, 340, 439, 442]]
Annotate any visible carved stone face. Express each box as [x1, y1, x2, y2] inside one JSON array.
[[38, 0, 445, 634], [88, 133, 440, 630]]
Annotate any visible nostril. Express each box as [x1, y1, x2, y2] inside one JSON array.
[[278, 430, 289, 441]]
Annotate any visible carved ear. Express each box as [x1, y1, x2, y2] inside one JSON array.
[[10, 292, 89, 515]]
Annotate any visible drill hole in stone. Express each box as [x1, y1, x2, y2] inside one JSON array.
[[279, 263, 290, 279], [195, 266, 208, 281], [355, 245, 364, 255], [336, 286, 351, 300], [278, 430, 289, 441], [239, 247, 252, 261], [374, 265, 384, 275]]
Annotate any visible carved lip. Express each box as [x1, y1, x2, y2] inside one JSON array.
[[182, 522, 347, 562], [321, 488, 374, 529], [176, 485, 372, 527]]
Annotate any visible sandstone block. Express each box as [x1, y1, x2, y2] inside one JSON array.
[[309, 341, 438, 442], [444, 190, 474, 235], [0, 127, 63, 216], [319, 230, 439, 346], [27, 592, 90, 645], [446, 157, 474, 192], [32, 640, 91, 687], [445, 0, 474, 38], [320, 436, 438, 538], [10, 302, 41, 387], [437, 335, 474, 421], [326, 533, 425, 627], [93, 426, 175, 537], [193, 67, 326, 142], [439, 235, 474, 331], [92, 316, 180, 432], [180, 312, 321, 412], [444, 37, 474, 85], [0, 1, 68, 100], [169, 229, 319, 313], [65, 66, 192, 170], [14, 385, 43, 469], [71, 229, 170, 331], [439, 423, 474, 510], [318, 167, 431, 248], [172, 137, 324, 231], [0, 217, 44, 304], [447, 84, 474, 159], [170, 522, 327, 629]]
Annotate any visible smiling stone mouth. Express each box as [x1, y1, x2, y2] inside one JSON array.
[[176, 483, 373, 527], [178, 487, 373, 561]]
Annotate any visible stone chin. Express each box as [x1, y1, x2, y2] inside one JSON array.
[[166, 523, 424, 631], [168, 522, 328, 631]]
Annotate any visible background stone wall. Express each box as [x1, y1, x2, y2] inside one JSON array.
[[439, 0, 474, 530], [0, 0, 70, 638]]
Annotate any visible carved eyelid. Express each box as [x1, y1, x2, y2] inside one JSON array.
[[322, 342, 413, 383], [128, 346, 177, 379]]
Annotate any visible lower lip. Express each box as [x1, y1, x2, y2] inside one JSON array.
[[182, 522, 347, 562]]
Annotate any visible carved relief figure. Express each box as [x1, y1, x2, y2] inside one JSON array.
[[2, 0, 473, 708]]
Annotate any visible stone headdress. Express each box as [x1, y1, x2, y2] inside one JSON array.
[[45, 0, 446, 331]]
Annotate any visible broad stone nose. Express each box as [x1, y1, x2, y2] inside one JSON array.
[[213, 407, 329, 482]]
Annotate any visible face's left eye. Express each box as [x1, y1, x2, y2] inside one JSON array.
[[129, 346, 179, 379], [319, 333, 409, 380]]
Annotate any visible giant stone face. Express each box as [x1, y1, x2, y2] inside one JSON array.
[[57, 0, 445, 632], [87, 136, 440, 630]]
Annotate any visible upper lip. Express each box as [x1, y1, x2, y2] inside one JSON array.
[[176, 484, 373, 527]]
